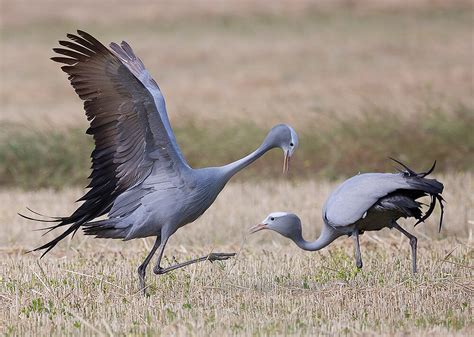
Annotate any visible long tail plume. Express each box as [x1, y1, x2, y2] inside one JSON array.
[[389, 157, 436, 178], [19, 207, 90, 257], [414, 194, 445, 232], [435, 195, 445, 233], [391, 158, 445, 233]]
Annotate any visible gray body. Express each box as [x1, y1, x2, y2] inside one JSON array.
[[252, 162, 444, 273], [323, 172, 441, 236], [103, 168, 229, 240], [24, 30, 298, 293]]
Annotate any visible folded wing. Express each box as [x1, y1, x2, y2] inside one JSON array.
[[323, 172, 443, 228]]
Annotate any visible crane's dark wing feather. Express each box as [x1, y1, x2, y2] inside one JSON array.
[[374, 192, 424, 219], [23, 30, 189, 256]]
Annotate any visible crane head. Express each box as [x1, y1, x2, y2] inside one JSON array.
[[249, 212, 302, 240], [264, 124, 298, 174]]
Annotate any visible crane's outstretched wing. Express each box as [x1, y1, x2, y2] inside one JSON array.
[[25, 30, 190, 255], [323, 167, 443, 228]]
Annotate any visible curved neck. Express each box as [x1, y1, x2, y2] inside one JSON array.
[[292, 224, 340, 251], [220, 143, 273, 181]]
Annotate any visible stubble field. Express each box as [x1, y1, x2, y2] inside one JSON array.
[[1, 1, 473, 336], [1, 174, 473, 336]]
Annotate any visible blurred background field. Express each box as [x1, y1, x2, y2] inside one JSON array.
[[0, 1, 473, 336], [1, 0, 473, 187]]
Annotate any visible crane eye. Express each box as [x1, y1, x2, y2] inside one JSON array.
[[270, 217, 275, 221], [290, 142, 294, 147]]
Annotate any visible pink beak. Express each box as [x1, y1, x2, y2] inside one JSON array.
[[249, 223, 267, 234], [283, 151, 291, 174]]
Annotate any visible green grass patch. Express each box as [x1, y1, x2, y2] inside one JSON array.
[[0, 105, 472, 189]]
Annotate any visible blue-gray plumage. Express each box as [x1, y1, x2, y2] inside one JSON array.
[[21, 30, 298, 293], [250, 159, 444, 274]]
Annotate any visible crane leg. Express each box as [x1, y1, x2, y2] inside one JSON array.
[[138, 236, 161, 295], [352, 229, 363, 269], [392, 221, 418, 274], [152, 237, 235, 275]]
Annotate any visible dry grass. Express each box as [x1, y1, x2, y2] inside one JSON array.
[[1, 174, 472, 336], [1, 1, 473, 130]]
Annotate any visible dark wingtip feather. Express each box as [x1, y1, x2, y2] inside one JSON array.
[[76, 30, 96, 41], [65, 32, 98, 53], [76, 30, 109, 53], [51, 56, 77, 65], [60, 65, 75, 73], [58, 40, 94, 55], [76, 29, 94, 38]]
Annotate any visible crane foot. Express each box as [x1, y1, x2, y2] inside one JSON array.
[[207, 252, 236, 263]]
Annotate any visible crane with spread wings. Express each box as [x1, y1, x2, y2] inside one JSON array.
[[22, 31, 298, 293]]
